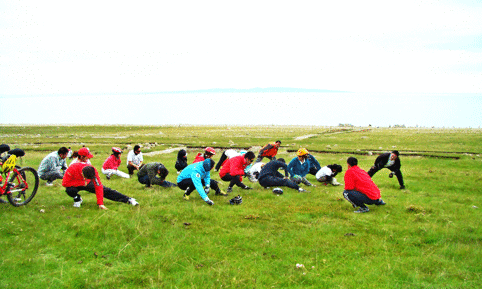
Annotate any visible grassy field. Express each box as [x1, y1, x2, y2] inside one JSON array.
[[1, 125, 481, 288]]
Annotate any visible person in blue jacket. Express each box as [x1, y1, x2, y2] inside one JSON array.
[[287, 148, 315, 186], [177, 159, 226, 205], [307, 153, 321, 176]]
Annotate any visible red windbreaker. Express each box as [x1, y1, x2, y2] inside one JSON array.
[[62, 162, 104, 205], [344, 165, 381, 200], [259, 143, 279, 157], [219, 155, 248, 179]]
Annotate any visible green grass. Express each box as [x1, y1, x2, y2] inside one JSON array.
[[1, 125, 481, 288]]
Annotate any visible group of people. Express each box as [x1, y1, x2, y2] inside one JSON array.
[[33, 139, 406, 213]]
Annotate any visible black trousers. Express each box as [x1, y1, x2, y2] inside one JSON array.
[[221, 173, 246, 188], [65, 181, 130, 203], [177, 178, 220, 195], [258, 175, 299, 190], [368, 167, 404, 187], [215, 152, 228, 171], [343, 190, 383, 209]]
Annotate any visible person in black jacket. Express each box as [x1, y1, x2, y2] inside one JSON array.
[[175, 149, 188, 173], [367, 150, 405, 189], [258, 158, 308, 192]]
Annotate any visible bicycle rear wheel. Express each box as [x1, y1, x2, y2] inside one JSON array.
[[7, 167, 39, 207]]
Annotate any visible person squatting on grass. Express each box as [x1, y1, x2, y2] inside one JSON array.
[[62, 163, 138, 210], [367, 150, 406, 189], [102, 147, 130, 179], [258, 158, 309, 192], [219, 151, 256, 193], [137, 162, 177, 188], [175, 149, 188, 173], [316, 164, 343, 186], [38, 147, 69, 186], [214, 149, 246, 172], [255, 140, 281, 163], [343, 157, 386, 213], [193, 147, 216, 163], [177, 159, 226, 205], [127, 145, 144, 175], [287, 148, 315, 187]]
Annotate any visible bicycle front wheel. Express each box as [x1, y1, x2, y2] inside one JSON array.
[[7, 167, 39, 207]]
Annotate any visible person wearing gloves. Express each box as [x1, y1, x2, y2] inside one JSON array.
[[175, 149, 188, 173], [38, 147, 70, 186], [316, 164, 343, 186], [219, 151, 256, 193], [102, 147, 130, 179], [287, 148, 315, 186], [193, 147, 216, 163], [62, 163, 138, 210], [137, 162, 177, 188], [343, 157, 386, 213], [367, 150, 405, 189], [177, 159, 226, 205], [258, 158, 308, 192]]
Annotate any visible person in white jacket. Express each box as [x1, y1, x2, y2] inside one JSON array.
[[315, 164, 343, 186]]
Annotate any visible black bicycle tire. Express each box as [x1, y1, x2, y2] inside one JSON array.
[[7, 167, 39, 207]]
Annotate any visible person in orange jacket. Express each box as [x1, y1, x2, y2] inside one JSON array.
[[255, 140, 281, 163]]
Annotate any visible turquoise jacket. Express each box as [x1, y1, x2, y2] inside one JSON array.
[[287, 157, 311, 178], [177, 161, 210, 201]]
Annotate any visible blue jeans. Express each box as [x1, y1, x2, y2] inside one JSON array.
[[343, 190, 382, 208]]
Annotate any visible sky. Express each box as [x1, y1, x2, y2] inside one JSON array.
[[0, 1, 481, 127]]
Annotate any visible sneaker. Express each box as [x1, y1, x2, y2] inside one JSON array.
[[243, 186, 253, 190], [376, 199, 386, 206], [354, 207, 369, 213], [400, 185, 406, 190], [128, 198, 139, 206], [183, 193, 190, 201], [46, 182, 53, 187], [298, 188, 310, 193], [215, 190, 228, 196], [73, 197, 83, 208], [227, 187, 233, 193], [106, 174, 111, 180]]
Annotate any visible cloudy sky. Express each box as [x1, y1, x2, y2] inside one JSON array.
[[0, 1, 481, 127]]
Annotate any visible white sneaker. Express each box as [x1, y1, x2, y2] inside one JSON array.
[[46, 182, 53, 186], [128, 198, 139, 206], [73, 197, 83, 208]]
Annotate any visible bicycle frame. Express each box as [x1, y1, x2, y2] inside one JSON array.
[[0, 167, 27, 196]]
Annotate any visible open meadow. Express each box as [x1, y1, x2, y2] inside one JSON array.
[[1, 125, 481, 288]]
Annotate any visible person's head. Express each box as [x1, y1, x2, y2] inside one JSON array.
[[275, 140, 282, 147], [82, 166, 96, 180], [244, 151, 256, 165], [133, 145, 141, 155], [347, 157, 358, 168], [78, 147, 94, 162], [177, 149, 187, 159], [296, 148, 309, 161], [112, 147, 122, 158], [277, 158, 286, 164], [157, 165, 169, 181], [390, 150, 400, 160], [71, 151, 79, 159], [58, 147, 69, 159], [328, 164, 343, 174], [204, 147, 216, 159], [203, 158, 215, 171]]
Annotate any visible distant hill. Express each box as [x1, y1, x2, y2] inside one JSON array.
[[162, 87, 345, 93]]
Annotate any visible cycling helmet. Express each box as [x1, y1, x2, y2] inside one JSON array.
[[112, 147, 122, 154], [296, 148, 309, 157], [205, 147, 216, 155]]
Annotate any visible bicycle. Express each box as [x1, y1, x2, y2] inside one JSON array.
[[0, 145, 39, 207]]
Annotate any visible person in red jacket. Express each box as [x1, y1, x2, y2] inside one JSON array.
[[343, 157, 386, 213], [255, 140, 281, 163], [219, 151, 255, 193], [62, 162, 138, 210], [193, 147, 216, 163]]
